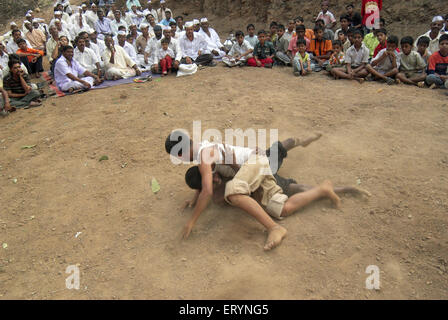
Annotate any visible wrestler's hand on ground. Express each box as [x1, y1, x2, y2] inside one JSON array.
[[182, 220, 195, 239]]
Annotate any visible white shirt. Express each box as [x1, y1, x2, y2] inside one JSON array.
[[154, 37, 182, 62], [198, 28, 223, 52], [372, 48, 400, 72], [228, 40, 253, 56], [86, 10, 99, 29], [120, 41, 138, 62], [102, 45, 136, 70], [110, 19, 128, 36], [179, 33, 209, 60], [74, 47, 99, 73], [344, 43, 370, 68], [0, 52, 9, 70], [142, 8, 158, 23], [196, 140, 255, 166], [156, 47, 174, 60]]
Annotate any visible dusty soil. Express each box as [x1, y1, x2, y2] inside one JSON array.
[[0, 0, 448, 300], [0, 64, 447, 299]]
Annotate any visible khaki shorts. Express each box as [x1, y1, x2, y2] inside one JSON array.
[[224, 154, 288, 219]]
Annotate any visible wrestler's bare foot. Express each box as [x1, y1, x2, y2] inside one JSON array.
[[320, 180, 342, 209], [296, 133, 323, 147], [264, 225, 287, 251]]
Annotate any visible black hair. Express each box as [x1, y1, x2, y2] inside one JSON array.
[[78, 31, 89, 38], [8, 57, 21, 69], [169, 21, 177, 26], [296, 24, 305, 32], [346, 3, 354, 9], [332, 40, 342, 47], [126, 34, 133, 40], [353, 29, 364, 38], [337, 30, 346, 36], [313, 25, 324, 33], [165, 130, 191, 156], [16, 38, 26, 45], [440, 34, 448, 43], [340, 14, 351, 22], [161, 37, 170, 44], [296, 38, 307, 47], [118, 26, 126, 31], [175, 16, 183, 21], [380, 18, 386, 26], [387, 35, 399, 46], [417, 36, 430, 46], [12, 29, 21, 36], [277, 24, 285, 31], [400, 36, 414, 46], [376, 28, 387, 35], [61, 45, 74, 53], [8, 53, 20, 63], [315, 19, 325, 26], [185, 166, 202, 190], [445, 14, 448, 20], [235, 30, 244, 38], [257, 29, 267, 36], [270, 21, 278, 28], [75, 36, 84, 44], [295, 16, 304, 23], [247, 23, 255, 30], [346, 27, 356, 35]]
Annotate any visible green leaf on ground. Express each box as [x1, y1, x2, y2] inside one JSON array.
[[151, 178, 160, 194], [99, 155, 109, 162], [21, 145, 36, 149]]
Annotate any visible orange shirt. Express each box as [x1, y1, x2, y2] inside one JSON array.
[[16, 47, 44, 63], [309, 38, 333, 59], [305, 29, 315, 41]]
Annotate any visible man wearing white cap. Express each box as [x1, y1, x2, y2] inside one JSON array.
[[54, 4, 71, 24], [22, 13, 34, 35], [70, 5, 89, 26], [198, 18, 227, 58], [117, 31, 138, 62], [415, 17, 445, 56], [157, 0, 172, 23], [111, 10, 128, 36], [193, 19, 201, 33], [179, 21, 214, 66], [70, 8, 94, 40], [151, 26, 182, 74], [50, 11, 69, 29], [102, 35, 142, 80], [32, 19, 49, 38], [54, 0, 73, 16], [3, 22, 18, 44], [127, 0, 142, 10], [54, 19, 71, 42], [24, 21, 46, 52], [143, 1, 159, 23], [86, 4, 99, 29]]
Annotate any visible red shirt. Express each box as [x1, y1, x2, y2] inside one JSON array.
[[427, 51, 448, 75]]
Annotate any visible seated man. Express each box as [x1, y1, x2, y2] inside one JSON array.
[[179, 21, 214, 66], [74, 36, 102, 78], [15, 38, 44, 78], [23, 21, 46, 51], [118, 32, 138, 63], [165, 132, 342, 251], [54, 45, 101, 93], [3, 58, 42, 108], [102, 35, 142, 80], [198, 18, 227, 58], [6, 29, 31, 54]]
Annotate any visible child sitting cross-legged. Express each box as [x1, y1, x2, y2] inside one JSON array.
[[326, 40, 345, 73], [293, 39, 312, 76], [247, 30, 276, 68], [395, 36, 427, 87], [365, 35, 400, 85], [222, 30, 254, 68], [330, 29, 369, 83]]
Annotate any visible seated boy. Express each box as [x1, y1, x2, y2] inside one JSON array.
[[309, 26, 333, 72], [330, 29, 369, 83], [165, 131, 341, 251], [247, 30, 275, 68], [425, 34, 448, 89], [396, 36, 427, 87], [293, 39, 312, 76], [365, 35, 400, 85], [274, 24, 291, 65], [15, 38, 44, 78], [373, 28, 387, 58], [326, 40, 345, 73], [222, 30, 253, 68], [416, 36, 430, 64], [287, 25, 310, 61]]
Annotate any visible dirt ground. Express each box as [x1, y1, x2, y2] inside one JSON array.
[[0, 64, 447, 299]]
